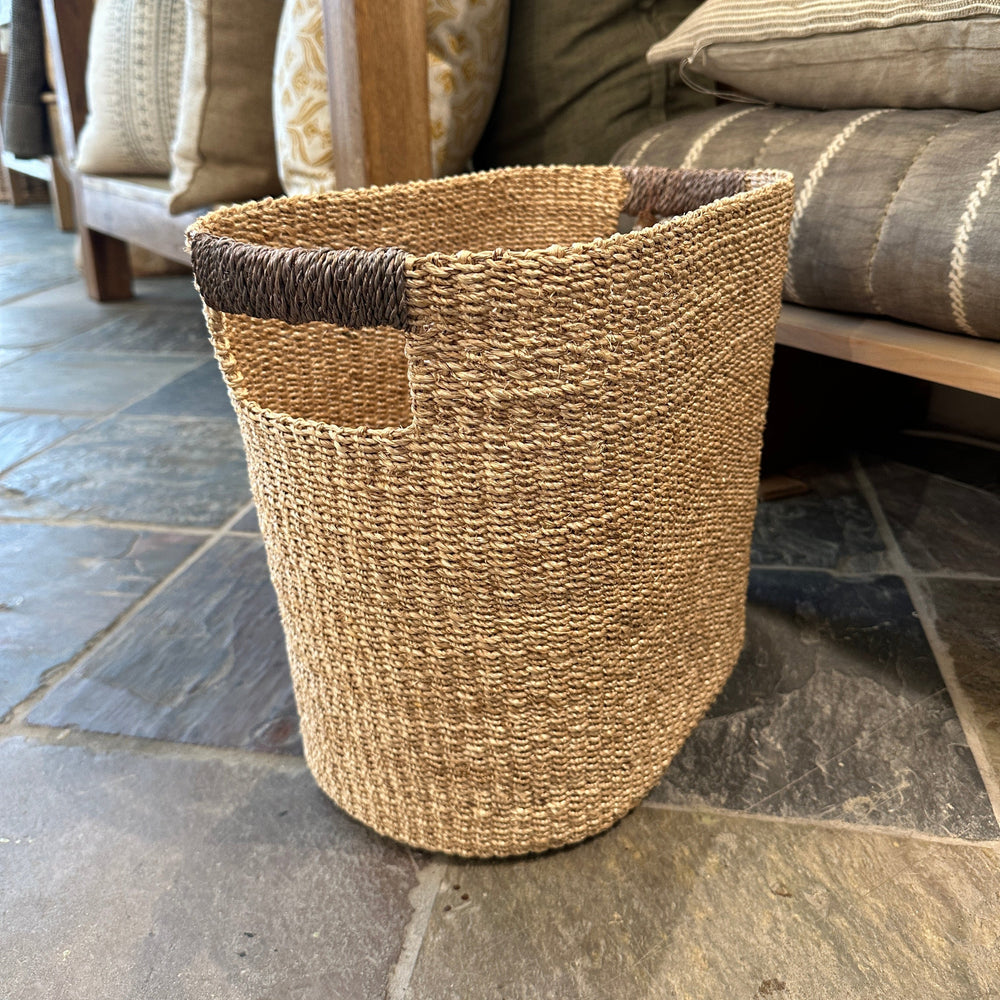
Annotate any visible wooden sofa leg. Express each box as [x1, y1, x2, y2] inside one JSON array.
[[80, 227, 133, 301]]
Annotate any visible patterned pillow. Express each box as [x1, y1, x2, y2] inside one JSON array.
[[646, 0, 1000, 110], [272, 0, 509, 195], [616, 105, 1000, 340], [75, 0, 186, 175]]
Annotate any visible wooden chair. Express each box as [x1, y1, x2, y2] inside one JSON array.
[[41, 0, 1000, 399], [40, 0, 432, 302]]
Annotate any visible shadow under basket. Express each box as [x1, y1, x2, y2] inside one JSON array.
[[188, 164, 794, 857]]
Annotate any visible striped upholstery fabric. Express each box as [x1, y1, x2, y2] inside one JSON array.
[[646, 1, 1000, 111], [648, 1, 1000, 62], [616, 105, 1000, 341]]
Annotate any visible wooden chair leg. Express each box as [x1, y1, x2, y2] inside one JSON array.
[[79, 226, 132, 301], [48, 157, 76, 231]]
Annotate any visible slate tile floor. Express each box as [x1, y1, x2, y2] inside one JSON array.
[[2, 203, 999, 999]]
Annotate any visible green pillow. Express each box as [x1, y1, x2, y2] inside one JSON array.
[[475, 0, 711, 168]]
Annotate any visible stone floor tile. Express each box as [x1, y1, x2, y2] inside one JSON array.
[[0, 205, 79, 304], [0, 411, 86, 473], [29, 536, 299, 754], [125, 360, 235, 419], [0, 259, 78, 304], [134, 274, 200, 303], [0, 347, 30, 367], [0, 524, 202, 716], [62, 309, 212, 355], [751, 463, 887, 573], [0, 738, 427, 1000], [922, 577, 1000, 790], [874, 431, 1000, 497], [229, 505, 260, 534], [0, 296, 122, 349], [0, 295, 107, 349], [405, 807, 1000, 1000], [863, 457, 1000, 577], [650, 570, 999, 840], [0, 414, 251, 526], [0, 350, 202, 415]]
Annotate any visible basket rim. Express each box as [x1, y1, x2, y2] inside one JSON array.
[[186, 163, 793, 266]]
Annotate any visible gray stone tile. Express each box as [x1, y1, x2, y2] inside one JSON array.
[[30, 536, 299, 754], [406, 807, 1000, 1000], [0, 261, 77, 304], [650, 570, 999, 840], [875, 432, 1000, 497], [0, 738, 427, 1000], [0, 205, 79, 304], [865, 458, 1000, 576], [922, 577, 1000, 790], [62, 309, 212, 355], [0, 411, 87, 473], [134, 274, 201, 304], [230, 505, 260, 534], [125, 360, 235, 419], [0, 347, 30, 367], [0, 296, 120, 349], [0, 524, 201, 716], [0, 306, 96, 349], [0, 203, 74, 257], [0, 350, 202, 414], [751, 464, 887, 573], [0, 414, 251, 526]]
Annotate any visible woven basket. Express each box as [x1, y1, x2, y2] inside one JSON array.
[[188, 164, 794, 857]]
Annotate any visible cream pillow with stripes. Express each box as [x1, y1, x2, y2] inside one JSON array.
[[75, 0, 186, 175], [272, 0, 509, 195], [646, 1, 1000, 110], [616, 104, 1000, 340]]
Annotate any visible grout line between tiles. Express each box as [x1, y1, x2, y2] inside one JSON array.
[[852, 454, 1000, 830], [0, 514, 219, 534], [386, 860, 449, 1000], [750, 563, 1000, 583], [639, 798, 1000, 852], [0, 360, 209, 480], [0, 499, 257, 730], [0, 276, 78, 307], [0, 718, 306, 771]]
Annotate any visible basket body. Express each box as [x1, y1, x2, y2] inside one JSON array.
[[189, 165, 793, 856]]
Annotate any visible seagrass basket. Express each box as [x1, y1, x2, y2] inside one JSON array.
[[188, 164, 794, 857]]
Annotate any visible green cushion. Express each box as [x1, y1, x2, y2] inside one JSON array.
[[475, 0, 711, 168]]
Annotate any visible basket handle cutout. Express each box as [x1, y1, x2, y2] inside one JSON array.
[[188, 233, 408, 330], [620, 166, 748, 224]]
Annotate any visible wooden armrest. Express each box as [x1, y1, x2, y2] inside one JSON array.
[[321, 0, 432, 187]]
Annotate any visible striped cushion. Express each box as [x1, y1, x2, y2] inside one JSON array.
[[615, 105, 1000, 341], [646, 1, 1000, 111], [75, 0, 186, 175]]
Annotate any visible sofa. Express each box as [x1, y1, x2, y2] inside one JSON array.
[[37, 0, 1000, 401]]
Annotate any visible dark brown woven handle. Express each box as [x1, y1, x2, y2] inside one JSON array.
[[620, 165, 748, 221], [189, 168, 748, 329], [189, 232, 408, 329]]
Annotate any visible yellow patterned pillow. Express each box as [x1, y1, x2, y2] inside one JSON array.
[[273, 0, 508, 195]]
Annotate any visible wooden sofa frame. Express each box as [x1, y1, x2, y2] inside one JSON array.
[[41, 0, 1000, 400]]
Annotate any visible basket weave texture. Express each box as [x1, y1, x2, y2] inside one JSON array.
[[188, 165, 793, 857]]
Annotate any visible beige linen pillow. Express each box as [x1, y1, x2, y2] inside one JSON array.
[[75, 0, 186, 175], [272, 0, 508, 196], [646, 1, 1000, 110], [169, 0, 284, 213]]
